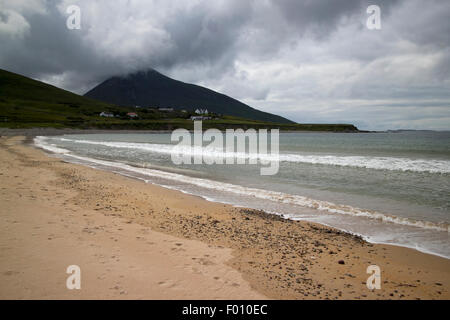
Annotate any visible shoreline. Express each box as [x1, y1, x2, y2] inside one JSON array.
[[1, 136, 449, 299], [33, 134, 450, 261], [0, 127, 368, 137]]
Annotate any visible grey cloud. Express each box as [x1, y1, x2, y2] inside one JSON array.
[[271, 0, 401, 38]]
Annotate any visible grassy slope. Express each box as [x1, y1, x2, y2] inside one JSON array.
[[0, 69, 358, 132], [0, 68, 134, 128]]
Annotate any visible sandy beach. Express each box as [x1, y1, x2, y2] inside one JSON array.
[[0, 135, 449, 300]]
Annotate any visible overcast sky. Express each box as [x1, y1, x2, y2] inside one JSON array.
[[1, 0, 449, 130]]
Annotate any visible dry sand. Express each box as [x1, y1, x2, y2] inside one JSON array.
[[0, 136, 448, 299]]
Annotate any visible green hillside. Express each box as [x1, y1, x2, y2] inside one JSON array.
[[0, 68, 135, 128], [0, 69, 359, 132]]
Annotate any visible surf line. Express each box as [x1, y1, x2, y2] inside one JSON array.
[[171, 120, 280, 175]]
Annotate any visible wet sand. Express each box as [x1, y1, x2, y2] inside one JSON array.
[[0, 136, 448, 299]]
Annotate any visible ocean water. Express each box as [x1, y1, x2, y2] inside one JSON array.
[[34, 131, 450, 258]]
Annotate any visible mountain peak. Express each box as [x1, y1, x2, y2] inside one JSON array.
[[84, 69, 294, 124]]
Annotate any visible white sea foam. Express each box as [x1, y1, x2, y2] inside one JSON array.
[[54, 137, 450, 174], [34, 136, 70, 154]]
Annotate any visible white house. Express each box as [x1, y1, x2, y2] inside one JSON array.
[[195, 108, 208, 115], [100, 111, 114, 117]]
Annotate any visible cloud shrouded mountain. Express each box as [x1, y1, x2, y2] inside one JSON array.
[[84, 69, 294, 123], [1, 0, 449, 130]]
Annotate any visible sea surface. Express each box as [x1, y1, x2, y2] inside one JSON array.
[[34, 131, 450, 258]]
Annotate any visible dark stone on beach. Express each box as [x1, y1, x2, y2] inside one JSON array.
[[338, 260, 345, 265], [313, 240, 324, 247]]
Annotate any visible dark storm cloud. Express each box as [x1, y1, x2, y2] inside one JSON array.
[[0, 0, 258, 90], [0, 0, 449, 130], [161, 1, 252, 66], [5, 9, 93, 72], [0, 1, 125, 92], [272, 0, 399, 37]]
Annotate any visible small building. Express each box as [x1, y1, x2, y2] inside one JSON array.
[[127, 112, 138, 118], [100, 112, 114, 118], [195, 108, 209, 115], [158, 107, 174, 112]]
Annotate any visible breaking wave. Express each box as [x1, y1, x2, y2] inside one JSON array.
[[50, 137, 450, 174]]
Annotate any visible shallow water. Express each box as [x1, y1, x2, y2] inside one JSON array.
[[34, 131, 450, 258]]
